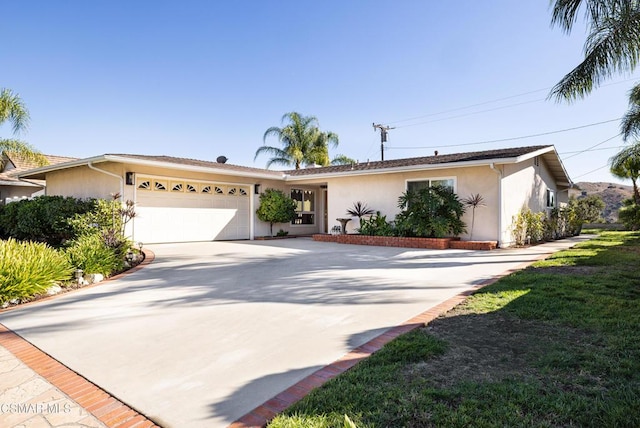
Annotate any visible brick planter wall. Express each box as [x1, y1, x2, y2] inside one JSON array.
[[449, 240, 498, 250], [313, 234, 497, 250]]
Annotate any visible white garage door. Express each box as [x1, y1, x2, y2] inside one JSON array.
[[132, 177, 251, 243]]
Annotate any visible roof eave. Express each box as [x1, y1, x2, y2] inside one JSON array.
[[19, 155, 286, 181], [102, 155, 285, 180], [284, 156, 526, 181]]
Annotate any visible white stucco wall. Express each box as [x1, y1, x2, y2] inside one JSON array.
[[292, 164, 501, 242], [501, 156, 562, 246], [44, 162, 323, 239]]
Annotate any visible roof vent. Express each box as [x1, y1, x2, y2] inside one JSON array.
[[216, 156, 228, 164]]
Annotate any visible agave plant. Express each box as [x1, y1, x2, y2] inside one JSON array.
[[346, 201, 375, 227]]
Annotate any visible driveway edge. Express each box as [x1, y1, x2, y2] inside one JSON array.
[[0, 323, 161, 428], [229, 247, 561, 427]]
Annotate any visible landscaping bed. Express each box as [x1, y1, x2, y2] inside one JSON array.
[[313, 233, 497, 250]]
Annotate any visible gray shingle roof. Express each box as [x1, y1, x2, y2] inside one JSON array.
[[107, 154, 284, 177], [285, 145, 551, 176]]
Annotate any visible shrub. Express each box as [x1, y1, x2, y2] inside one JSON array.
[[512, 208, 546, 245], [395, 185, 466, 238], [256, 188, 297, 236], [0, 238, 73, 303], [346, 201, 375, 227], [65, 233, 124, 276], [359, 211, 395, 236], [618, 199, 640, 230], [0, 196, 95, 247]]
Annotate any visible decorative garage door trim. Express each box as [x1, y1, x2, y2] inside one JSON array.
[[132, 174, 252, 243]]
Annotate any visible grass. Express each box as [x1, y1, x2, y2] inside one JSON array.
[[268, 231, 640, 428]]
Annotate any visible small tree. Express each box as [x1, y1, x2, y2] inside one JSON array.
[[256, 188, 297, 236]]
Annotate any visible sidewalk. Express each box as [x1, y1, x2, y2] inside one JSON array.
[[0, 343, 106, 428]]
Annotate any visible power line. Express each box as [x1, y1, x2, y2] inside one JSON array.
[[387, 118, 621, 150], [387, 88, 549, 125], [385, 76, 639, 127], [562, 134, 621, 160], [394, 98, 545, 128], [572, 164, 610, 179], [559, 145, 626, 155]]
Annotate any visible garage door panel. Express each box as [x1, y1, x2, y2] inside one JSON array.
[[133, 207, 244, 243]]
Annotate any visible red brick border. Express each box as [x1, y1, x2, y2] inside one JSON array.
[[0, 324, 160, 428], [0, 249, 159, 427], [229, 251, 553, 427], [312, 234, 497, 250]]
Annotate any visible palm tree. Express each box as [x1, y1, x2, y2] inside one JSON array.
[[255, 112, 342, 169], [549, 0, 640, 102], [610, 142, 640, 204], [622, 84, 640, 140], [0, 88, 48, 166]]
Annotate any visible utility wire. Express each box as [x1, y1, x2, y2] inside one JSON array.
[[559, 145, 626, 155], [387, 118, 621, 150], [385, 76, 639, 127], [394, 99, 546, 128], [387, 88, 549, 124], [563, 134, 621, 160], [572, 164, 610, 179]]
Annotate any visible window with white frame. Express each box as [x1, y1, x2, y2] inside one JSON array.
[[291, 188, 315, 225], [546, 189, 555, 208], [407, 178, 455, 193]]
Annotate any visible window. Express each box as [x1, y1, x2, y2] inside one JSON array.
[[137, 179, 151, 190], [201, 185, 212, 194], [154, 180, 167, 191], [291, 188, 315, 225], [407, 178, 455, 193], [546, 189, 555, 208], [186, 184, 197, 193], [171, 182, 184, 192]]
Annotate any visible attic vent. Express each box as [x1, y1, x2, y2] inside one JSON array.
[[216, 156, 228, 164]]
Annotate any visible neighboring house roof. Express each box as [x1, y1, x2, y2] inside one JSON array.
[[0, 153, 78, 187], [18, 146, 572, 187]]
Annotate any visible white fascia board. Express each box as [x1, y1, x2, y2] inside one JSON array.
[[0, 179, 41, 187], [512, 146, 555, 163], [284, 157, 525, 181], [103, 155, 286, 180], [19, 155, 286, 181]]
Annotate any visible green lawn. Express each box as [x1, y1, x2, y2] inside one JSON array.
[[269, 231, 640, 428]]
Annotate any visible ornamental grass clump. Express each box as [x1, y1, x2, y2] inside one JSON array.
[[65, 233, 125, 277], [0, 238, 73, 303]]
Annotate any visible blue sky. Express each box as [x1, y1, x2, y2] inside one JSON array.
[[2, 1, 639, 184]]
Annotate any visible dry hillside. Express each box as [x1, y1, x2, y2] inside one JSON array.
[[570, 182, 634, 222]]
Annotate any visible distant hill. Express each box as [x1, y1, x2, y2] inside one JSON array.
[[570, 182, 634, 222]]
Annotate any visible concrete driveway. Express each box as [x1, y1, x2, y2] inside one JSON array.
[[0, 237, 588, 427]]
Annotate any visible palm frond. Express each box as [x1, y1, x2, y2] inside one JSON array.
[[0, 88, 30, 134], [331, 154, 355, 165], [0, 139, 48, 168], [551, 0, 617, 33], [622, 82, 640, 140], [550, 1, 640, 101]]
